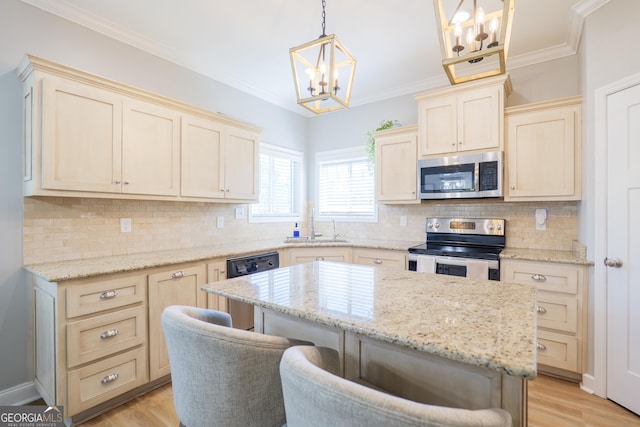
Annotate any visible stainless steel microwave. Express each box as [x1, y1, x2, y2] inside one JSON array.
[[418, 151, 503, 200]]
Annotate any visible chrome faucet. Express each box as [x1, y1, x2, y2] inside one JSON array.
[[310, 209, 315, 240], [332, 219, 339, 239]]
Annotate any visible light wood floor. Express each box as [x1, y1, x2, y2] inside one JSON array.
[[74, 374, 640, 426]]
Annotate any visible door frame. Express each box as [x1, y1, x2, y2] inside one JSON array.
[[590, 71, 640, 398]]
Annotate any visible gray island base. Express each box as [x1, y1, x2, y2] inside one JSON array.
[[202, 261, 537, 427]]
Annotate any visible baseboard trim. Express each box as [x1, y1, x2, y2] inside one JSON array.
[[580, 373, 596, 395], [0, 381, 41, 406]]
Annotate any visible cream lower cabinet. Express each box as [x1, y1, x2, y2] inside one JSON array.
[[414, 75, 510, 158], [288, 247, 352, 265], [148, 263, 207, 380], [352, 248, 406, 270], [504, 96, 582, 201], [501, 259, 588, 379], [33, 271, 149, 421], [374, 125, 419, 204], [206, 259, 228, 311]]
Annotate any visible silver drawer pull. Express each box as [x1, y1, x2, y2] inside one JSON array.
[[171, 271, 185, 279], [101, 373, 119, 384], [316, 257, 325, 261], [99, 290, 118, 300], [531, 274, 547, 282], [100, 329, 119, 339], [536, 305, 547, 314], [373, 259, 383, 264], [536, 342, 547, 351]]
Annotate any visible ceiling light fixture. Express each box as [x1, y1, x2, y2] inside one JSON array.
[[433, 0, 514, 85], [289, 0, 356, 114]]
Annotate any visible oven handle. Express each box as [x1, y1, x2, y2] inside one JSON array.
[[408, 254, 499, 270]]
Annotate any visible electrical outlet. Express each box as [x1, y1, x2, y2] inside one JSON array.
[[400, 215, 407, 226], [217, 215, 224, 228], [235, 207, 245, 219], [120, 218, 132, 233]]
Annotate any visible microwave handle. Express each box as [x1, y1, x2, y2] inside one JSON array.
[[474, 162, 480, 192]]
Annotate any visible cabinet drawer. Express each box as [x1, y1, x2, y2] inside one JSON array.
[[67, 306, 146, 368], [66, 273, 146, 318], [536, 330, 578, 372], [501, 261, 579, 294], [67, 346, 148, 416], [537, 291, 578, 333], [352, 249, 406, 269]]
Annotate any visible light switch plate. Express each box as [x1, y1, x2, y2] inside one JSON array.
[[535, 208, 547, 231], [217, 216, 224, 228], [235, 207, 245, 219], [120, 218, 132, 233], [400, 215, 407, 226]]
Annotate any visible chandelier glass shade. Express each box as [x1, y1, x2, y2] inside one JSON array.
[[433, 0, 514, 85], [290, 1, 356, 114]]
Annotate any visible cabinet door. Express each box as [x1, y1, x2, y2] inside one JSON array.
[[181, 115, 225, 199], [122, 98, 180, 196], [352, 249, 406, 270], [148, 264, 206, 380], [206, 260, 228, 311], [457, 87, 501, 152], [41, 78, 122, 193], [505, 106, 578, 200], [375, 128, 418, 203], [225, 127, 259, 201], [418, 96, 457, 156], [289, 248, 351, 265]]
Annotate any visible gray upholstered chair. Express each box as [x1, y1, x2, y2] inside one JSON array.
[[280, 346, 513, 427], [161, 305, 309, 427]]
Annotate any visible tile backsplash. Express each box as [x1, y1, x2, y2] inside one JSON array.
[[23, 197, 579, 265]]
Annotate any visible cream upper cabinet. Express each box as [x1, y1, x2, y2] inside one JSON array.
[[224, 126, 259, 201], [181, 115, 225, 198], [19, 55, 262, 203], [121, 98, 180, 196], [41, 77, 122, 193], [415, 74, 510, 158], [181, 115, 259, 201], [374, 125, 419, 204], [504, 96, 582, 201]]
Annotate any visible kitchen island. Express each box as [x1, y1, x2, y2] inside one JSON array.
[[202, 261, 537, 427]]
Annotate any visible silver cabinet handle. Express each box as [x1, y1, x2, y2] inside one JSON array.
[[531, 274, 547, 282], [604, 257, 623, 268], [510, 185, 515, 190], [536, 305, 547, 314], [101, 373, 119, 384], [114, 180, 121, 184], [536, 342, 547, 351], [99, 290, 118, 300], [100, 329, 119, 339], [316, 257, 325, 261], [373, 259, 383, 264], [171, 271, 185, 279], [123, 181, 130, 185]]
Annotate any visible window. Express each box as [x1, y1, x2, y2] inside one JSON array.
[[316, 147, 376, 222], [249, 144, 303, 222]]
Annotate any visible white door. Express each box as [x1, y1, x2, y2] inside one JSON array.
[[606, 82, 640, 415]]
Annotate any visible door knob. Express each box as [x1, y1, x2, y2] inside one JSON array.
[[604, 257, 623, 268]]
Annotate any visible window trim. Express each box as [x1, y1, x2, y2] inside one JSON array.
[[249, 143, 304, 223], [314, 146, 378, 223]]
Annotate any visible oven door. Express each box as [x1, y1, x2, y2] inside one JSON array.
[[407, 254, 500, 281]]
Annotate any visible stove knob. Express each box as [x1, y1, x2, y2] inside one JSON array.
[[488, 224, 494, 231], [427, 222, 433, 229], [434, 222, 440, 229], [497, 224, 503, 231]]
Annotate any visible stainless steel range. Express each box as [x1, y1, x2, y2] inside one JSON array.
[[408, 218, 505, 281]]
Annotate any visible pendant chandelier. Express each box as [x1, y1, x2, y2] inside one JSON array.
[[433, 0, 514, 85], [289, 0, 356, 114]]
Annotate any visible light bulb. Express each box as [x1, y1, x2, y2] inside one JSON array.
[[454, 23, 462, 37], [476, 7, 485, 24]]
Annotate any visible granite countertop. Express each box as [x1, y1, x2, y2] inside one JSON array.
[[500, 248, 594, 266], [202, 261, 538, 379], [24, 238, 422, 282]]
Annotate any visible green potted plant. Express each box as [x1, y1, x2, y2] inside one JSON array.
[[365, 119, 400, 167]]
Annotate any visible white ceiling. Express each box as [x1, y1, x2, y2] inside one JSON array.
[[20, 0, 596, 115]]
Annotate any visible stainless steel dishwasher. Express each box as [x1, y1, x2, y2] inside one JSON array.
[[226, 251, 279, 330]]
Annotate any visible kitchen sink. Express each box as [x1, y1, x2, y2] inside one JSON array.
[[284, 237, 348, 244]]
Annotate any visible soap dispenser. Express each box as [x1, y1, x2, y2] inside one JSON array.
[[293, 222, 300, 238]]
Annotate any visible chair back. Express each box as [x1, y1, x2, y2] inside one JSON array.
[[280, 346, 513, 427], [162, 305, 305, 427]]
